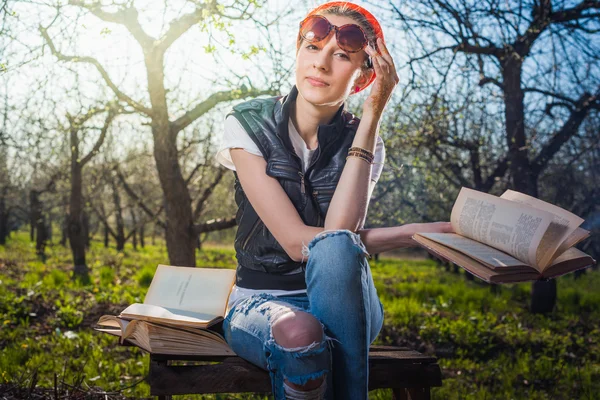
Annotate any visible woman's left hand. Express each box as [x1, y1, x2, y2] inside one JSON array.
[[362, 37, 400, 120], [413, 222, 455, 235]]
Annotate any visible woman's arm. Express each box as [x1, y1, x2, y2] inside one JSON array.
[[324, 38, 400, 232], [230, 147, 452, 261], [324, 115, 379, 232], [358, 222, 453, 255], [230, 148, 323, 262]]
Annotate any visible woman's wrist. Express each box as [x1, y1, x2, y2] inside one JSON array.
[[358, 111, 380, 130], [352, 113, 380, 152], [360, 109, 382, 126]]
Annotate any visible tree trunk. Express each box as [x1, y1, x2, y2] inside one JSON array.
[[36, 213, 48, 262], [46, 210, 53, 242], [104, 223, 109, 248], [111, 177, 126, 251], [503, 61, 536, 196], [29, 190, 41, 243], [83, 211, 90, 248], [0, 193, 8, 245], [68, 120, 89, 283], [146, 51, 195, 267], [131, 205, 138, 250], [60, 195, 68, 247], [140, 222, 145, 248], [502, 60, 554, 314], [152, 131, 195, 266], [69, 162, 89, 283]]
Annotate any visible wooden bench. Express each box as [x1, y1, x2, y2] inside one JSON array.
[[148, 345, 442, 399]]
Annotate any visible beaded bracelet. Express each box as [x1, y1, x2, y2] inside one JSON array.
[[347, 151, 374, 164], [347, 149, 374, 163], [348, 146, 375, 158], [346, 153, 373, 164]]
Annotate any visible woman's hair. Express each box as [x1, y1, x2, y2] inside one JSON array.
[[296, 2, 384, 90]]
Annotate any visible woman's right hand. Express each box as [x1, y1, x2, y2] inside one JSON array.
[[362, 37, 400, 121]]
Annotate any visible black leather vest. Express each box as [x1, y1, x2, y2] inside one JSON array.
[[227, 84, 360, 290]]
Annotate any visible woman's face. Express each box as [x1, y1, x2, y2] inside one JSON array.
[[295, 14, 371, 107]]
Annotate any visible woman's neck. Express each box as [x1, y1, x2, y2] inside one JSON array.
[[291, 94, 342, 150]]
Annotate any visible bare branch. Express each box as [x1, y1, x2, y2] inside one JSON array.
[[533, 89, 599, 173], [157, 1, 216, 54], [551, 1, 600, 23], [193, 217, 237, 235], [114, 167, 166, 229], [170, 87, 279, 135], [455, 41, 502, 57], [482, 156, 509, 192], [185, 162, 204, 186], [478, 76, 504, 90], [89, 202, 117, 240], [39, 27, 152, 115], [80, 105, 118, 166], [192, 167, 226, 222], [523, 87, 578, 104], [68, 0, 155, 48]]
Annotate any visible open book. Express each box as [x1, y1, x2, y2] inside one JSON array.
[[94, 264, 237, 355], [95, 316, 235, 356], [413, 188, 595, 283]]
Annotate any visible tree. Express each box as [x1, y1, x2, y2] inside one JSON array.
[[381, 0, 600, 313], [40, 0, 284, 267], [64, 103, 118, 283]]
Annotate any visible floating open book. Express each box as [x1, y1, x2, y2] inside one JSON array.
[[94, 264, 237, 355], [413, 188, 596, 283]]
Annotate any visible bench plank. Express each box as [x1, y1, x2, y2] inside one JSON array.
[[149, 348, 442, 396]]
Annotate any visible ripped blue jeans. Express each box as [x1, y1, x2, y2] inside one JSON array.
[[222, 229, 385, 399]]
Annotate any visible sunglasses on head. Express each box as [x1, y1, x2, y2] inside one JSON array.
[[299, 14, 375, 68]]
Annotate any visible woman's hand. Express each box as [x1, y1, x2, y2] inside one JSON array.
[[413, 222, 455, 235], [362, 37, 400, 120]]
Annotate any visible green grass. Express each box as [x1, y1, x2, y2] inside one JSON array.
[[1, 230, 599, 399]]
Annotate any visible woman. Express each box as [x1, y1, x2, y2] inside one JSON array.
[[215, 2, 453, 399]]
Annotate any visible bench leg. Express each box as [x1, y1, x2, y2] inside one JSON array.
[[151, 358, 172, 400], [392, 387, 431, 400], [392, 388, 409, 400]]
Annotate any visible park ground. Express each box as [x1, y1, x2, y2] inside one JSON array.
[[1, 231, 599, 399]]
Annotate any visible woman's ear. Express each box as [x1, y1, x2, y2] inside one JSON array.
[[353, 68, 375, 93]]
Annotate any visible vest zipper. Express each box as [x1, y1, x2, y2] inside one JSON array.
[[304, 133, 339, 179], [312, 190, 322, 226], [271, 164, 305, 194], [242, 219, 261, 250], [298, 171, 305, 194], [313, 188, 335, 196]]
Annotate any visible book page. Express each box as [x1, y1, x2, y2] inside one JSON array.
[[144, 265, 236, 319], [500, 190, 584, 269], [451, 188, 553, 269], [417, 233, 527, 269], [542, 247, 596, 278], [120, 303, 217, 325], [413, 234, 540, 284], [554, 228, 590, 258], [97, 315, 129, 331]]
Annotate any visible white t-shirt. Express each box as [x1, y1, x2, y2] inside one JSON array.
[[216, 114, 386, 313]]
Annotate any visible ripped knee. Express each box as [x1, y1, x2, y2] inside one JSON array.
[[265, 312, 335, 389], [271, 311, 324, 350]]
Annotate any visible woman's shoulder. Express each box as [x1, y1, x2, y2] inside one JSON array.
[[229, 95, 282, 116]]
